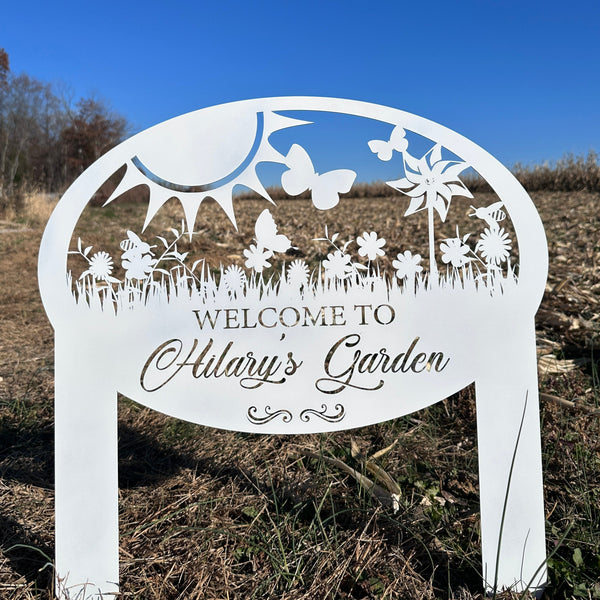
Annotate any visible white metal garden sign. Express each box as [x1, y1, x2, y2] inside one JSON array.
[[38, 97, 548, 598]]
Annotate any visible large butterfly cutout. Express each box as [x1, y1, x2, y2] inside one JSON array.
[[281, 144, 356, 210]]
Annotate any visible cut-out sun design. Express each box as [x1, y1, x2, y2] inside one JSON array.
[[105, 111, 308, 232]]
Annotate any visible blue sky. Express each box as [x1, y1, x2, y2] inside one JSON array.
[[2, 0, 598, 179]]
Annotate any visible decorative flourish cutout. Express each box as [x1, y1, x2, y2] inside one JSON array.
[[247, 406, 293, 425], [300, 404, 346, 423]]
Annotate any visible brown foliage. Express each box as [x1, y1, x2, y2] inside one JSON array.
[[60, 98, 128, 181], [0, 48, 9, 85]]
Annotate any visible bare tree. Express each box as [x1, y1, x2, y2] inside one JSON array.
[[60, 97, 129, 181], [0, 48, 129, 213], [0, 74, 57, 199]]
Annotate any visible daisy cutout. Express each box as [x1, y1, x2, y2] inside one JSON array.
[[356, 231, 386, 261]]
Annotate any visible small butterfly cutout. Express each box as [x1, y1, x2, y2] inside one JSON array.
[[254, 209, 292, 254], [281, 144, 356, 210], [368, 125, 408, 161]]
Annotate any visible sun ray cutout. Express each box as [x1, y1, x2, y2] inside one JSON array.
[[104, 111, 309, 233]]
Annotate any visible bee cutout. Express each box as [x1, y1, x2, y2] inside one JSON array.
[[281, 144, 356, 210], [120, 230, 156, 260], [469, 201, 506, 231], [368, 125, 408, 161], [254, 209, 292, 254], [119, 231, 158, 281]]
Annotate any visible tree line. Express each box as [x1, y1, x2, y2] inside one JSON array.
[[2, 44, 597, 216], [0, 48, 128, 213]]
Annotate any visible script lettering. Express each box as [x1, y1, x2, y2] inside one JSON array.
[[316, 334, 450, 394]]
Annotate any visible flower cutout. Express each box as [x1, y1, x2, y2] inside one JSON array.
[[356, 231, 386, 261], [392, 251, 423, 279], [387, 144, 473, 222], [85, 251, 115, 281], [476, 227, 511, 266], [287, 259, 310, 288], [322, 250, 353, 280], [222, 265, 247, 293], [440, 238, 471, 268], [243, 244, 272, 273], [123, 253, 157, 280]]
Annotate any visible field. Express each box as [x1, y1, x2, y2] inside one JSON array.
[[0, 188, 599, 599]]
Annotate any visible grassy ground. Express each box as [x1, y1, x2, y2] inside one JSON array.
[[0, 190, 598, 599]]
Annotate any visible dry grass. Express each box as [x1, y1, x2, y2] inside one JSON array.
[[0, 192, 59, 228], [512, 152, 600, 193], [234, 152, 600, 201], [20, 193, 59, 227], [0, 190, 598, 599]]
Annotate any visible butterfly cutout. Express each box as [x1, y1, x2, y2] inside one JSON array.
[[254, 209, 292, 254], [368, 125, 408, 161], [281, 144, 356, 210]]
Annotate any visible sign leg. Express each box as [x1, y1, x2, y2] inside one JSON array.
[[54, 335, 119, 599], [475, 322, 547, 595]]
